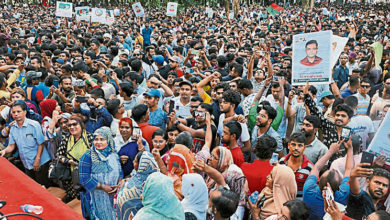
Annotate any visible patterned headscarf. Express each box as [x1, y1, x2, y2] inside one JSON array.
[[91, 127, 116, 173]]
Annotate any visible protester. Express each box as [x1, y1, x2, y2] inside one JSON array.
[[0, 3, 389, 219]]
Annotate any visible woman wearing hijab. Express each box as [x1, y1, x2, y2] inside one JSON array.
[[133, 172, 185, 220], [181, 173, 209, 220], [56, 114, 93, 203], [116, 151, 159, 220], [205, 146, 247, 220], [79, 127, 123, 220], [248, 165, 298, 220], [167, 144, 195, 200]]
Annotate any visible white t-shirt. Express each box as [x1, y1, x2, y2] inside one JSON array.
[[172, 96, 191, 119], [217, 113, 250, 148], [348, 115, 375, 151]]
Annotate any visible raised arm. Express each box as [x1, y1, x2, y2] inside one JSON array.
[[310, 141, 342, 177]]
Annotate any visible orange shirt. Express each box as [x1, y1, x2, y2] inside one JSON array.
[[138, 122, 159, 150]]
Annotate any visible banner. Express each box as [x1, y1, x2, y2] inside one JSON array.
[[266, 3, 282, 16], [56, 1, 73, 18], [166, 2, 178, 17], [91, 8, 106, 23], [292, 31, 332, 85], [367, 112, 390, 164], [105, 10, 115, 25], [75, 6, 90, 21], [330, 35, 348, 69], [371, 42, 383, 69], [206, 7, 213, 18], [132, 2, 144, 17]]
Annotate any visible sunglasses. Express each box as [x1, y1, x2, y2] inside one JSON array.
[[194, 111, 205, 118], [68, 122, 79, 128], [361, 85, 370, 88]]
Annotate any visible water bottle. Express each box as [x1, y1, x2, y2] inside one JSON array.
[[249, 191, 259, 204], [20, 204, 43, 215]]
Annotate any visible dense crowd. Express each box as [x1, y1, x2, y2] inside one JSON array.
[[0, 2, 390, 220]]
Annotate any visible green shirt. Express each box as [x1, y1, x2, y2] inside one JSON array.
[[248, 102, 284, 133]]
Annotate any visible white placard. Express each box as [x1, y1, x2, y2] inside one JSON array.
[[75, 6, 90, 21], [91, 8, 106, 23], [132, 2, 145, 17], [166, 2, 178, 17], [56, 1, 73, 18]]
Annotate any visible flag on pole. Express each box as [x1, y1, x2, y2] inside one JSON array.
[[266, 3, 282, 16]]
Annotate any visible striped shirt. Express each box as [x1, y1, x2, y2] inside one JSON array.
[[279, 154, 313, 198], [353, 92, 370, 116]]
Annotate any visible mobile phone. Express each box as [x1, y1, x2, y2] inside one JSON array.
[[53, 80, 59, 88], [185, 67, 194, 74], [360, 151, 375, 168], [132, 127, 141, 140], [169, 100, 175, 114], [76, 95, 89, 103], [325, 187, 334, 207], [269, 152, 279, 166], [341, 127, 352, 140], [194, 111, 205, 118]]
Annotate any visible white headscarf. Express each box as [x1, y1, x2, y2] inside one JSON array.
[[181, 173, 209, 220]]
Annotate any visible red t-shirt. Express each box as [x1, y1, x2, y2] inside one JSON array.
[[137, 122, 159, 150], [241, 160, 273, 194], [229, 147, 244, 167]]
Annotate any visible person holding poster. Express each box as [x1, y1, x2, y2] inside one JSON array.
[[56, 1, 72, 18], [166, 2, 178, 17], [292, 31, 331, 85]]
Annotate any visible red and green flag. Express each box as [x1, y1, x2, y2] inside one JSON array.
[[267, 3, 283, 16]]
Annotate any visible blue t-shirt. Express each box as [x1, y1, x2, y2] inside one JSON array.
[[148, 108, 168, 129], [303, 175, 350, 220]]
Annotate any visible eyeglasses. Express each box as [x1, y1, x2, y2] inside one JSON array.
[[361, 85, 370, 88], [68, 122, 79, 128], [133, 54, 141, 56], [190, 105, 198, 109], [153, 139, 165, 145]]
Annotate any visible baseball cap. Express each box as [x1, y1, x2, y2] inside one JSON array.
[[103, 33, 112, 39], [145, 89, 161, 98], [152, 55, 165, 65], [179, 80, 193, 88], [60, 113, 71, 120], [320, 90, 334, 101], [348, 52, 357, 59], [118, 49, 129, 56], [56, 58, 65, 65], [73, 79, 85, 87], [169, 56, 180, 63]]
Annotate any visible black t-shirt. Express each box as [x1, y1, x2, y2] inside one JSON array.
[[345, 190, 376, 219], [158, 65, 171, 80], [185, 118, 217, 152]]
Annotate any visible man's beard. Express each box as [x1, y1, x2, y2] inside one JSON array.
[[368, 185, 384, 200], [257, 121, 268, 128], [302, 129, 313, 138], [221, 107, 230, 114], [63, 87, 72, 93], [221, 138, 230, 145]]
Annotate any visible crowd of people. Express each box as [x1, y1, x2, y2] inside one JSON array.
[[0, 1, 390, 220]]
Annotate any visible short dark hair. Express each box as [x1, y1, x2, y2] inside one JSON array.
[[289, 133, 306, 144], [190, 96, 203, 103], [11, 101, 27, 112], [305, 40, 318, 48], [254, 135, 277, 159], [344, 96, 358, 110], [334, 104, 354, 119], [224, 121, 242, 140], [373, 210, 390, 220], [152, 128, 167, 140], [132, 104, 148, 123], [211, 188, 239, 218], [237, 79, 253, 90], [283, 200, 310, 220], [319, 169, 342, 193], [262, 105, 277, 121], [368, 168, 390, 183], [214, 83, 230, 92], [304, 115, 320, 129], [130, 59, 142, 72], [175, 131, 193, 149], [119, 82, 134, 97], [349, 76, 360, 87], [222, 90, 241, 108]]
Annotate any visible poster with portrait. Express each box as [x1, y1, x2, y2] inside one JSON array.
[[132, 2, 145, 17], [91, 8, 106, 23], [114, 9, 120, 17], [166, 2, 178, 17], [105, 10, 115, 25], [56, 1, 73, 18], [330, 35, 348, 69], [206, 7, 213, 18], [367, 112, 390, 165], [75, 6, 90, 21], [292, 31, 331, 85]]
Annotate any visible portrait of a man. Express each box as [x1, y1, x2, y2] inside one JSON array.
[[300, 40, 323, 67]]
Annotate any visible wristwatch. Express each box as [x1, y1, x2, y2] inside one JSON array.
[[175, 121, 181, 127]]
